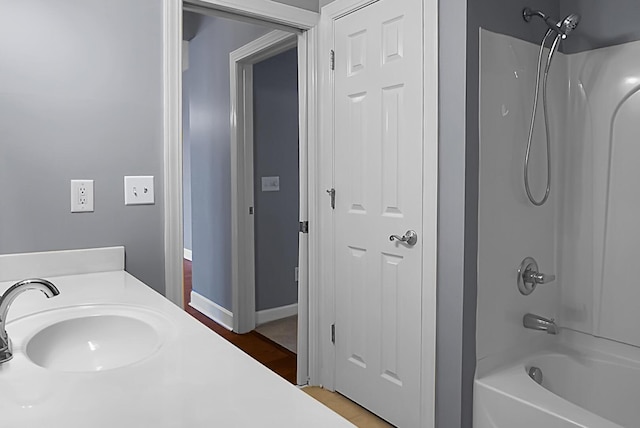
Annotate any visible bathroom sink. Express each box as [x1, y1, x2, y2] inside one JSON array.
[[11, 305, 167, 372]]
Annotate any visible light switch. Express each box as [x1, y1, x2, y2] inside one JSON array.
[[124, 176, 154, 205], [261, 176, 280, 192]]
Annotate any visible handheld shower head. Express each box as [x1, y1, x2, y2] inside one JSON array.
[[559, 14, 580, 37], [521, 7, 580, 206], [523, 7, 581, 39]]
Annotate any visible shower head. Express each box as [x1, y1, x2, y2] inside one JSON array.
[[523, 7, 581, 39], [559, 14, 580, 37]]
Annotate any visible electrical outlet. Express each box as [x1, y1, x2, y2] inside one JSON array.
[[71, 180, 94, 213]]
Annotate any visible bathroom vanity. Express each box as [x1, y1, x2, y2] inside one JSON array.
[[0, 247, 353, 427]]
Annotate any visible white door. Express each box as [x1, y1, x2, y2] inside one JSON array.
[[333, 0, 423, 426]]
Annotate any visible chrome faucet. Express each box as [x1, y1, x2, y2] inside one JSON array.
[[523, 313, 558, 335], [0, 278, 60, 363]]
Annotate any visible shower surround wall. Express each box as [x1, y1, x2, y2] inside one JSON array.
[[478, 29, 640, 366], [559, 39, 640, 348], [477, 29, 567, 368]]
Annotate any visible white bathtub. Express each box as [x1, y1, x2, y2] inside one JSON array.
[[474, 333, 640, 428]]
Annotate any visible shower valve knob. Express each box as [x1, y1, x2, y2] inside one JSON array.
[[518, 257, 556, 295], [526, 271, 556, 285]]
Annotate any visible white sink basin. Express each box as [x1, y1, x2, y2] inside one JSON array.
[[10, 305, 168, 372]]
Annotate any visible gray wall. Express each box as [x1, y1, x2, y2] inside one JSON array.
[[438, 1, 559, 427], [560, 0, 640, 54], [253, 48, 299, 312], [472, 0, 560, 46], [437, 2, 470, 427], [466, 0, 640, 55], [0, 0, 165, 294], [186, 15, 271, 310]]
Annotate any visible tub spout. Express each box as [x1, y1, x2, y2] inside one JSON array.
[[523, 313, 557, 334]]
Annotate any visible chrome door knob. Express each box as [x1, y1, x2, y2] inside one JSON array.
[[389, 230, 418, 246]]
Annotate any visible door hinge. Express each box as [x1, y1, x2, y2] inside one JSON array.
[[299, 221, 309, 233], [331, 323, 335, 344], [330, 50, 335, 71], [326, 188, 335, 209], [249, 206, 254, 215]]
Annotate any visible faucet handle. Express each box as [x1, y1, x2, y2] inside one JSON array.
[[518, 257, 556, 295], [527, 272, 556, 285]]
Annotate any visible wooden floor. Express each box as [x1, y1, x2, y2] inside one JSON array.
[[303, 387, 394, 428], [182, 260, 297, 384]]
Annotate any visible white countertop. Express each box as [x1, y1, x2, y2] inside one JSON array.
[[0, 270, 353, 428]]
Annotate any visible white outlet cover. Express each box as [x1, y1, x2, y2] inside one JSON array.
[[124, 176, 154, 205], [71, 180, 94, 213], [261, 176, 280, 192]]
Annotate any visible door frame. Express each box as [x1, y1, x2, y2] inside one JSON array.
[[316, 0, 438, 425], [162, 0, 319, 385], [162, 0, 317, 309], [229, 30, 298, 334]]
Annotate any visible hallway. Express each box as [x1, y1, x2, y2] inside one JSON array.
[[183, 259, 297, 383]]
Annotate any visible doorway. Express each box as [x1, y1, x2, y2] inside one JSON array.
[[251, 47, 300, 354], [180, 6, 307, 384]]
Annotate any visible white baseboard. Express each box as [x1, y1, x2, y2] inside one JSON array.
[[256, 303, 298, 326], [184, 248, 192, 261], [189, 291, 233, 331]]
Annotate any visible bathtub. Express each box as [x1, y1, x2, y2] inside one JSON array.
[[474, 332, 640, 428]]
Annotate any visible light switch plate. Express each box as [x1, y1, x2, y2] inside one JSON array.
[[124, 176, 154, 205], [261, 176, 280, 192], [71, 180, 94, 213]]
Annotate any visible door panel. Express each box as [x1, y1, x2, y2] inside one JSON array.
[[333, 0, 423, 426]]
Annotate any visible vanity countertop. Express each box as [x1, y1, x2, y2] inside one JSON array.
[[0, 269, 353, 428]]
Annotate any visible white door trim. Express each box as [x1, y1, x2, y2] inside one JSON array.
[[184, 0, 318, 29], [163, 0, 184, 309], [420, 0, 439, 423], [304, 26, 321, 386], [163, 0, 320, 386], [316, 0, 438, 425], [296, 29, 313, 386], [229, 30, 298, 334]]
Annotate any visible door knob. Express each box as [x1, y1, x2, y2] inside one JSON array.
[[389, 230, 418, 246]]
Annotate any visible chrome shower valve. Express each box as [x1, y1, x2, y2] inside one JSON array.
[[518, 257, 556, 295]]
